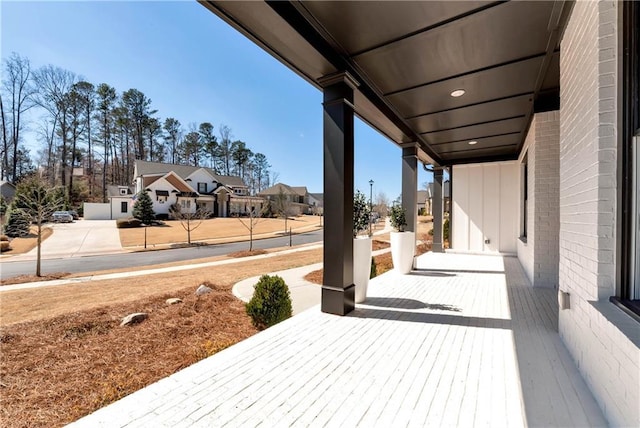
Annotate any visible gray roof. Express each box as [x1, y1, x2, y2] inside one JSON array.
[[416, 190, 428, 204], [134, 160, 246, 188], [308, 193, 323, 201], [107, 185, 134, 197]]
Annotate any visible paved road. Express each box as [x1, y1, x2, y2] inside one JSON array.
[[0, 229, 323, 278]]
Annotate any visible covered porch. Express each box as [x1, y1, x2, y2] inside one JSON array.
[[70, 252, 606, 427]]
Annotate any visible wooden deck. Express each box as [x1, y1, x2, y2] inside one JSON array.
[[69, 253, 607, 427]]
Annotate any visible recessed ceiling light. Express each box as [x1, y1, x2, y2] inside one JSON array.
[[450, 89, 465, 97], [468, 140, 478, 145]]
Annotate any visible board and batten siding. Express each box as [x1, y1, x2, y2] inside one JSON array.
[[452, 162, 519, 254]]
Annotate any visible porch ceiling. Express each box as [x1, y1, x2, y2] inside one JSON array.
[[199, 0, 572, 166]]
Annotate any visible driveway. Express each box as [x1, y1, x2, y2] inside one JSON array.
[[10, 219, 123, 261]]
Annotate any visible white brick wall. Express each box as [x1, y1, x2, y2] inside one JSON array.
[[559, 1, 639, 426], [516, 111, 560, 289]]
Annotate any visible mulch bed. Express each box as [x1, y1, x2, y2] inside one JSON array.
[[0, 282, 257, 428], [1, 272, 71, 286], [228, 249, 268, 258]]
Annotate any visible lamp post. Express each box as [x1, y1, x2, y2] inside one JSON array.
[[369, 179, 374, 235]]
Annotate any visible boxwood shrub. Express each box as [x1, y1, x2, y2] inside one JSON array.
[[116, 217, 142, 229], [245, 275, 292, 330]]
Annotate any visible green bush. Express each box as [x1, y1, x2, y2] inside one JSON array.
[[370, 256, 377, 279], [3, 206, 30, 237], [116, 217, 142, 229], [428, 218, 450, 241], [245, 275, 292, 330], [389, 204, 407, 232]]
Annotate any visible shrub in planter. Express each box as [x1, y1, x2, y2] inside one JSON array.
[[389, 204, 407, 232], [245, 275, 292, 330], [116, 217, 142, 229]]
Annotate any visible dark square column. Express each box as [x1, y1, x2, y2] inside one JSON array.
[[318, 71, 359, 316], [432, 167, 444, 252], [402, 144, 418, 235]]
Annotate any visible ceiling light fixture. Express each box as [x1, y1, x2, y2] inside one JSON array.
[[450, 89, 465, 97], [468, 140, 478, 145]]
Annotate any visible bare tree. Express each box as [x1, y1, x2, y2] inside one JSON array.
[[218, 124, 232, 175], [273, 188, 295, 233], [374, 192, 390, 217], [0, 53, 36, 182], [32, 65, 77, 189], [12, 175, 64, 276], [234, 198, 267, 251], [169, 203, 206, 246]]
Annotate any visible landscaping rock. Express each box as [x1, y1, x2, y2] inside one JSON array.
[[166, 298, 183, 305], [120, 312, 148, 327], [195, 284, 212, 295]]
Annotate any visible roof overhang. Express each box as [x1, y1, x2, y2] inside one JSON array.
[[200, 0, 573, 166]]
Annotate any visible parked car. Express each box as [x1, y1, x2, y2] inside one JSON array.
[[52, 211, 73, 223], [67, 210, 79, 220]]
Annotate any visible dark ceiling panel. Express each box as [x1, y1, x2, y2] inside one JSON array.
[[387, 56, 543, 118], [408, 94, 532, 133], [301, 1, 496, 55], [434, 133, 520, 155], [353, 1, 554, 94], [423, 117, 525, 145]]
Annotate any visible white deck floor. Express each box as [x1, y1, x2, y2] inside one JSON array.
[[69, 253, 607, 427]]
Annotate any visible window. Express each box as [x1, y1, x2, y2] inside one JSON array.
[[521, 152, 528, 241], [198, 182, 207, 193], [119, 188, 127, 195], [121, 201, 128, 213], [613, 0, 640, 319]]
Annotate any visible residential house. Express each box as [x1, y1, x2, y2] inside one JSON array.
[[423, 180, 451, 216], [107, 185, 135, 220], [203, 1, 639, 425], [0, 180, 16, 202], [133, 160, 261, 218], [258, 183, 312, 215], [308, 192, 323, 215]]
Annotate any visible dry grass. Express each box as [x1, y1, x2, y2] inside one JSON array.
[[0, 226, 53, 255], [227, 249, 268, 258], [0, 248, 323, 327], [1, 272, 71, 286], [119, 215, 322, 248], [0, 283, 258, 428]]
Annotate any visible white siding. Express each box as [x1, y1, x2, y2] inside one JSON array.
[[452, 162, 518, 254]]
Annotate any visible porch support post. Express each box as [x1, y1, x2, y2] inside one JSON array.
[[401, 144, 418, 235], [318, 71, 359, 316], [432, 167, 444, 252]]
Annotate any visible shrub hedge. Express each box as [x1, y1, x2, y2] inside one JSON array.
[[115, 218, 142, 229]]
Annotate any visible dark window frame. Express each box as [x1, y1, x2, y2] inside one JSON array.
[[120, 201, 128, 213], [521, 152, 528, 242], [613, 0, 640, 320]]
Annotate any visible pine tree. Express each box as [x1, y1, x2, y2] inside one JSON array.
[[3, 204, 30, 237], [132, 189, 155, 224]]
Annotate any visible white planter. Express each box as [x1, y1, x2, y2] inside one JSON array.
[[353, 236, 372, 303], [391, 231, 415, 274]]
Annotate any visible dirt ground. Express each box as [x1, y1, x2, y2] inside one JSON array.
[[0, 226, 53, 255], [118, 215, 323, 248]]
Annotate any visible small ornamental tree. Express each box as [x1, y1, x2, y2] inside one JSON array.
[[12, 175, 64, 276], [245, 275, 292, 330], [353, 190, 371, 237], [389, 204, 407, 232], [132, 189, 155, 225]]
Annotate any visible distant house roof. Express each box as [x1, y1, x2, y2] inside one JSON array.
[[308, 193, 323, 202], [134, 160, 246, 188], [258, 183, 308, 197], [107, 185, 134, 197], [417, 190, 428, 204], [0, 180, 16, 201]]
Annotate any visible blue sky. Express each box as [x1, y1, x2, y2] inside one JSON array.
[[1, 0, 432, 199]]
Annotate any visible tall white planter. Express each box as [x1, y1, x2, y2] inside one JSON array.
[[391, 231, 415, 274], [353, 236, 372, 303]]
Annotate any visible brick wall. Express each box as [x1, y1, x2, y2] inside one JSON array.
[[516, 111, 560, 289], [559, 1, 639, 426]]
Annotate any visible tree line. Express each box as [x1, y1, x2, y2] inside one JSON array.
[[0, 53, 277, 205]]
